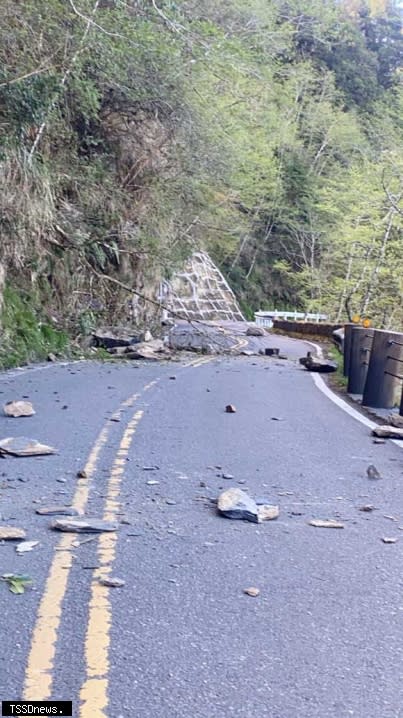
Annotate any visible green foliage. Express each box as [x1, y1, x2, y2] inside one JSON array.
[[0, 287, 69, 368], [0, 0, 402, 349]]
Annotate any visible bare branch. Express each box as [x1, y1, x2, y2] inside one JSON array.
[[0, 66, 51, 89]]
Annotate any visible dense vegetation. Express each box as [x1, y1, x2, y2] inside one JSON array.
[[0, 0, 402, 344]]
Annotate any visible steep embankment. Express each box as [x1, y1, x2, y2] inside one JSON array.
[[0, 1, 402, 365]]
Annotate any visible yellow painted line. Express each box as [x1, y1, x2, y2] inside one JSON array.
[[23, 388, 143, 701], [183, 356, 213, 368], [79, 409, 144, 718]]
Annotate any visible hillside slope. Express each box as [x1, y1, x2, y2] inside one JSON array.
[[0, 0, 402, 364]]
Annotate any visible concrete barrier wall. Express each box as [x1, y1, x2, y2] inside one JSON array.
[[273, 320, 342, 337]]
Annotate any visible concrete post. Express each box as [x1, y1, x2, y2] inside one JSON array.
[[347, 327, 374, 395], [362, 330, 403, 409], [343, 324, 354, 377]]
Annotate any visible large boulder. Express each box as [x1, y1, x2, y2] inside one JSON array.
[[246, 325, 266, 337]]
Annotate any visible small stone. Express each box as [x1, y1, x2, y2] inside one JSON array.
[[382, 537, 397, 544], [225, 405, 237, 413], [142, 466, 159, 471], [47, 353, 57, 362], [0, 526, 26, 541], [308, 519, 345, 529], [222, 473, 234, 480], [4, 401, 35, 418], [367, 464, 382, 480], [373, 438, 386, 445], [51, 518, 118, 533], [146, 480, 159, 486], [359, 505, 375, 512], [199, 481, 207, 488], [16, 540, 39, 554], [244, 587, 260, 597], [217, 488, 259, 523], [165, 499, 177, 506], [36, 506, 80, 516], [257, 505, 280, 522], [169, 376, 177, 380], [99, 576, 125, 587], [77, 469, 87, 478], [57, 478, 67, 483]]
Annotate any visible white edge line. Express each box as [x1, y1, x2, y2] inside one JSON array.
[[306, 340, 403, 451]]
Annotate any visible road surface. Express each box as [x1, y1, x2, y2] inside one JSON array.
[[0, 335, 402, 718]]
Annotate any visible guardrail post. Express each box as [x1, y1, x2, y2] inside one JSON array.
[[343, 324, 354, 377], [347, 327, 374, 394], [362, 330, 403, 409]]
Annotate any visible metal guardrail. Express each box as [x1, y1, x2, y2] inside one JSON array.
[[343, 326, 403, 414], [255, 310, 328, 327]]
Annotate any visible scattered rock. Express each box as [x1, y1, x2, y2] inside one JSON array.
[[51, 518, 118, 533], [271, 417, 283, 422], [246, 326, 265, 337], [265, 348, 280, 357], [0, 526, 26, 541], [169, 376, 177, 380], [93, 328, 140, 349], [244, 587, 260, 597], [367, 464, 382, 480], [165, 499, 177, 506], [372, 425, 403, 439], [300, 352, 337, 373], [143, 330, 153, 343], [3, 401, 35, 418], [241, 350, 255, 356], [258, 505, 280, 522], [99, 576, 125, 587], [77, 469, 87, 479], [142, 466, 159, 471], [382, 537, 397, 544], [388, 414, 403, 428], [308, 519, 344, 529], [217, 488, 259, 523], [222, 473, 234, 480], [373, 438, 386, 445], [16, 541, 40, 554], [0, 437, 57, 457], [124, 339, 168, 361], [359, 505, 376, 512], [36, 506, 80, 516], [225, 404, 237, 413], [146, 480, 159, 486]]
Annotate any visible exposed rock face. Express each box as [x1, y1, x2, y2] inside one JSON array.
[[159, 251, 244, 322]]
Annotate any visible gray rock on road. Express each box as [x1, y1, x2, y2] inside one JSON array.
[[217, 488, 259, 523]]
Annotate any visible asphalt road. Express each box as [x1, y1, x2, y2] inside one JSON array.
[[1, 337, 403, 718]]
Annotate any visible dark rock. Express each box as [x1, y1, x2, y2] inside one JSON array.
[[301, 352, 337, 373], [217, 488, 259, 523], [51, 518, 118, 533], [93, 328, 140, 349], [225, 404, 237, 413], [265, 348, 280, 356]]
